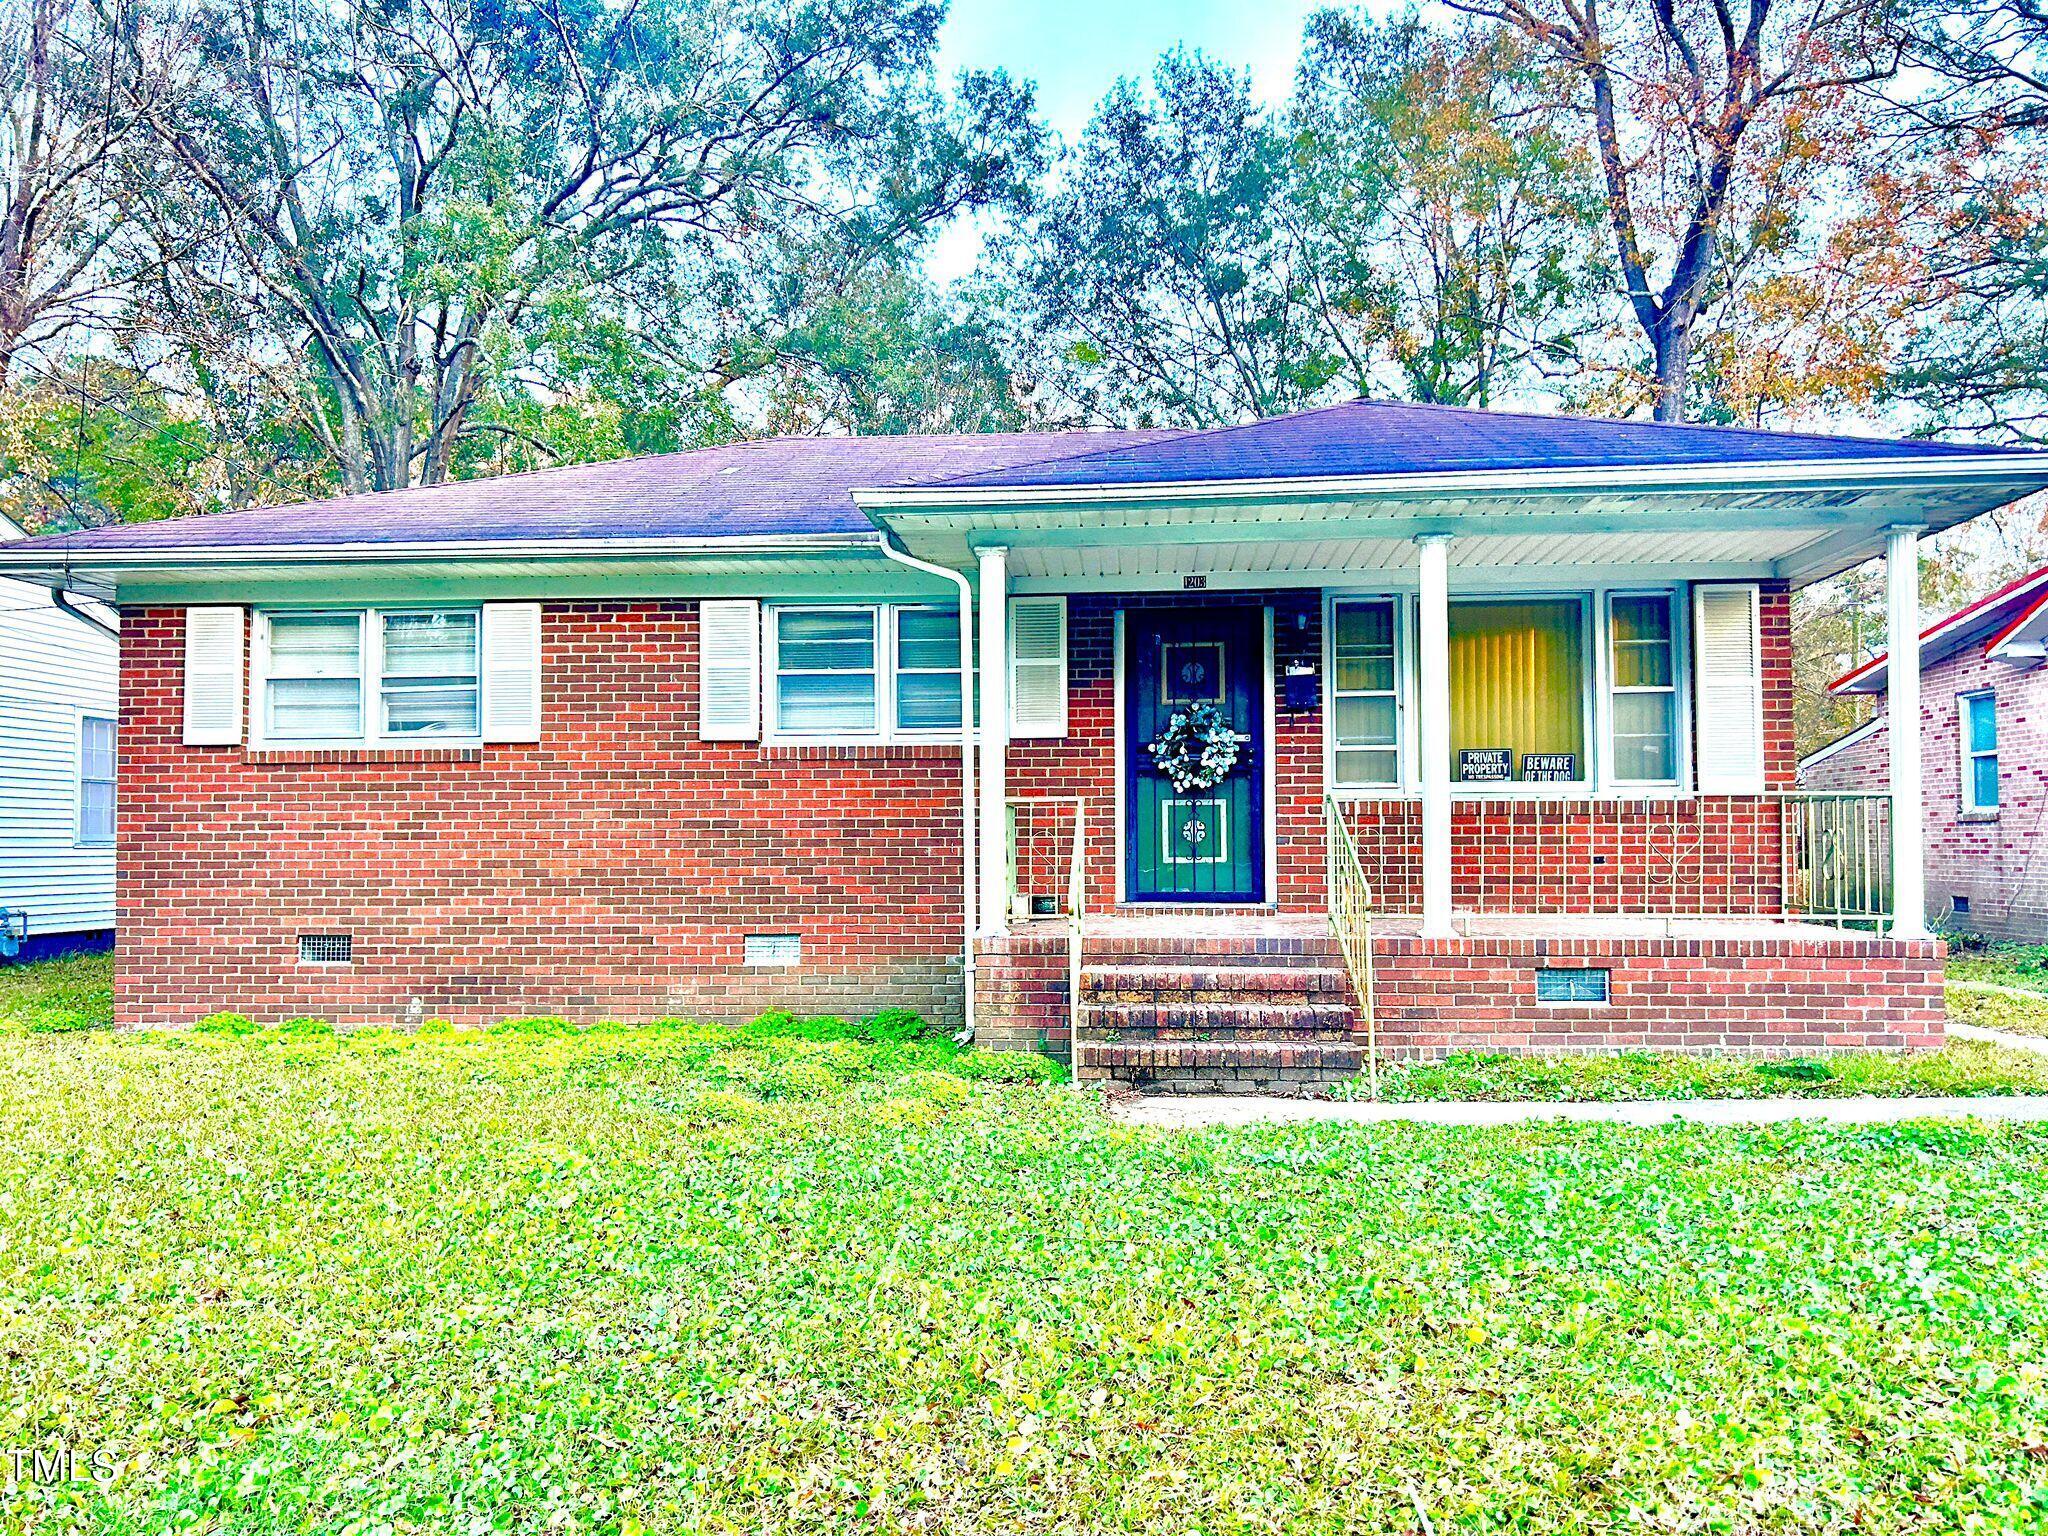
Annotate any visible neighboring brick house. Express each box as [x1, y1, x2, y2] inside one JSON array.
[[4, 400, 2045, 1090], [1802, 566, 2048, 941]]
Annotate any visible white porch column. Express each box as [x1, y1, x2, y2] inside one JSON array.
[[1886, 524, 1928, 940], [1416, 534, 1454, 939], [977, 545, 1011, 934]]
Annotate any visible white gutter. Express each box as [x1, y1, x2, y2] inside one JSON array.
[[853, 453, 2048, 512], [871, 534, 979, 1043], [0, 530, 886, 576]]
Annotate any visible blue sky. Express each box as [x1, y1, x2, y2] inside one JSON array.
[[927, 0, 1373, 279], [935, 0, 1339, 142]]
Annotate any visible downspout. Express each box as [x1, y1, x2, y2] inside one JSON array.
[[873, 533, 979, 1042], [52, 589, 120, 641]]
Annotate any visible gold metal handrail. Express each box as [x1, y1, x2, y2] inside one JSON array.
[[1324, 794, 1379, 1099], [1005, 796, 1088, 1079]]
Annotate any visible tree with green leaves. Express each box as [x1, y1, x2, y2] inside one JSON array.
[[1442, 0, 1904, 421], [991, 51, 1339, 428], [112, 0, 1042, 494], [1291, 13, 1606, 407]]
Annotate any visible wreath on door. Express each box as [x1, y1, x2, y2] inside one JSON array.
[[1148, 699, 1243, 793]]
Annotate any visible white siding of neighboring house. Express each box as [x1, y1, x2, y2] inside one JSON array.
[[0, 518, 118, 939]]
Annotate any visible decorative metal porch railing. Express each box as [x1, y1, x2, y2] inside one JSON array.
[[1324, 795, 1379, 1097], [1005, 797, 1088, 1075], [1327, 791, 1892, 928]]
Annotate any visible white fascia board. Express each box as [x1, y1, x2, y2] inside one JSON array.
[[1797, 714, 1886, 773], [0, 530, 891, 576]]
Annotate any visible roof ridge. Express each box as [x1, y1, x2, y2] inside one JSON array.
[[1342, 396, 2041, 454], [923, 402, 1385, 488]]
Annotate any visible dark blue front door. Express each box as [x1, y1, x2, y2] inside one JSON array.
[[1125, 609, 1265, 902]]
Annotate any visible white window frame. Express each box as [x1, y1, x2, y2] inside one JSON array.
[[249, 607, 483, 749], [1327, 595, 1407, 791], [762, 601, 965, 745], [1959, 689, 1999, 816], [76, 709, 116, 847], [1322, 582, 1690, 800], [1600, 588, 1688, 791]]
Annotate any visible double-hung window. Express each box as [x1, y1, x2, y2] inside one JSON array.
[[264, 612, 366, 741], [1330, 598, 1401, 787], [1607, 593, 1680, 784], [769, 603, 962, 740], [78, 714, 116, 845], [1961, 691, 1998, 814], [258, 608, 481, 746], [380, 611, 481, 737], [893, 606, 964, 732]]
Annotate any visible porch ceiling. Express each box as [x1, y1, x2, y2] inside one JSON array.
[[866, 466, 2047, 589], [1006, 524, 1819, 589]]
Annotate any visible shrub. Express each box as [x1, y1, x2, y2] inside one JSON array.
[[681, 1089, 760, 1125], [490, 1016, 578, 1038], [193, 1012, 258, 1038], [952, 1050, 1064, 1085], [871, 1096, 944, 1129], [759, 1059, 842, 1101], [272, 1017, 336, 1040], [862, 1008, 936, 1043], [899, 1070, 971, 1106], [24, 1007, 100, 1035], [416, 1018, 456, 1036]]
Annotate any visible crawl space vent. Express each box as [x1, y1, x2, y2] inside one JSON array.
[[298, 933, 353, 965]]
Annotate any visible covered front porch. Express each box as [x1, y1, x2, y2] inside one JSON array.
[[853, 444, 2008, 1087]]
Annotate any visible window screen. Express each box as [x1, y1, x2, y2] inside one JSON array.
[[1962, 692, 1998, 812], [1535, 967, 1609, 1004], [1609, 593, 1679, 782], [298, 933, 353, 965], [775, 609, 878, 732], [894, 606, 963, 730]]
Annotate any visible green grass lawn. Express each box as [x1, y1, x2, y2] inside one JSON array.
[[0, 950, 111, 1033], [1949, 984, 2048, 1041], [6, 1019, 2048, 1532], [1357, 1037, 2048, 1101], [1943, 937, 2048, 999]]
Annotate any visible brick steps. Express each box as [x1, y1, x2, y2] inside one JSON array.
[[1081, 1038, 1365, 1095], [1074, 937, 1367, 1093]]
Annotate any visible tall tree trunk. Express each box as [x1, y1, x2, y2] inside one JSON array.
[[1651, 316, 1691, 423]]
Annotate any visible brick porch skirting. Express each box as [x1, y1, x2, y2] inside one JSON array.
[[975, 928, 1947, 1072], [1369, 933, 1946, 1057]]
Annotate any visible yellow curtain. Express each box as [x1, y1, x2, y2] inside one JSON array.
[[1448, 600, 1584, 778]]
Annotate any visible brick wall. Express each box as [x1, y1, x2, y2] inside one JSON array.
[[1006, 590, 1326, 913], [1804, 644, 2048, 940], [118, 603, 970, 1028], [1372, 932, 1945, 1055]]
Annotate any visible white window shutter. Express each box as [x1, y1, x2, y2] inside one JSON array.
[[1009, 596, 1067, 738], [183, 606, 244, 745], [699, 599, 761, 741], [1693, 583, 1764, 793], [480, 603, 543, 742]]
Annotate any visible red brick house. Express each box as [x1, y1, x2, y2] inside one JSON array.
[[1803, 565, 2048, 941], [5, 400, 2045, 1089]]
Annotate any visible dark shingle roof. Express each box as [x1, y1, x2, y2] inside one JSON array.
[[939, 399, 2031, 490], [23, 429, 1183, 553], [9, 399, 2038, 556]]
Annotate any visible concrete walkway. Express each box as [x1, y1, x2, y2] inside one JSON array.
[[1949, 1020, 2048, 1055], [1115, 1092, 2048, 1130]]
